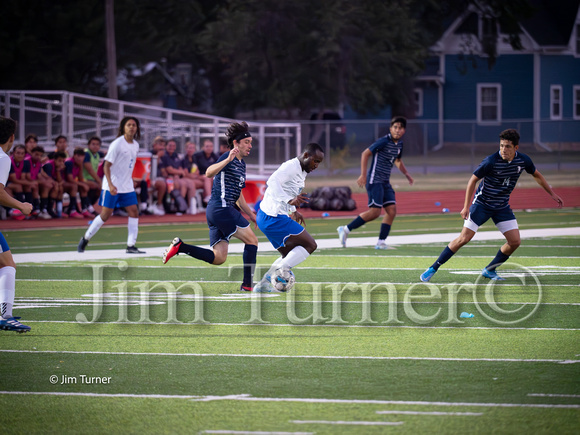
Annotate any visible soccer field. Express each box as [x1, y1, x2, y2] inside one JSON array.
[[1, 210, 579, 434]]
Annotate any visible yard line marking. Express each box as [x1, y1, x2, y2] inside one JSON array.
[[1, 349, 577, 364], [291, 420, 403, 426], [2, 391, 578, 409], [18, 320, 580, 332], [202, 431, 314, 435], [527, 393, 580, 398], [377, 410, 483, 416]]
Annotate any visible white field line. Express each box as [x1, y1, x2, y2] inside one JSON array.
[[16, 320, 580, 332], [1, 349, 577, 364], [202, 431, 313, 435], [376, 410, 483, 416], [13, 227, 580, 264], [528, 393, 580, 398], [291, 420, 403, 426], [0, 391, 578, 409]]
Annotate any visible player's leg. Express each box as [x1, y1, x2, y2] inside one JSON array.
[[482, 212, 520, 280], [376, 185, 397, 249], [122, 192, 145, 254], [338, 183, 382, 247], [420, 203, 490, 282], [78, 190, 115, 252], [232, 225, 259, 291], [0, 234, 30, 332]]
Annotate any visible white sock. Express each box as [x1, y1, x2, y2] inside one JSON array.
[[264, 256, 285, 280], [377, 239, 385, 244], [127, 217, 139, 247], [0, 266, 16, 318], [84, 215, 105, 240], [344, 226, 350, 234], [279, 246, 310, 269]]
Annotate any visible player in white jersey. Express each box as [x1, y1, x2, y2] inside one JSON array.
[[78, 116, 146, 254], [253, 143, 325, 292], [0, 117, 33, 332]]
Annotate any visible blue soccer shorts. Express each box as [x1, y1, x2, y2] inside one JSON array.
[[366, 182, 396, 208], [99, 190, 138, 209], [0, 231, 10, 253], [206, 202, 250, 247], [256, 209, 305, 250], [464, 203, 518, 234]]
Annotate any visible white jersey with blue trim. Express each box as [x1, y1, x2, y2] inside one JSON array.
[[209, 152, 246, 207], [472, 151, 536, 209], [102, 135, 139, 193], [0, 148, 11, 186], [260, 157, 306, 217], [367, 133, 403, 184]]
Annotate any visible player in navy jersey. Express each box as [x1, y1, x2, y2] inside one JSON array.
[[163, 122, 259, 292], [421, 129, 563, 282], [337, 116, 414, 249]]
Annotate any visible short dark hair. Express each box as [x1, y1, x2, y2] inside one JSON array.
[[499, 129, 520, 146], [391, 116, 407, 128], [12, 144, 26, 154], [31, 146, 45, 154], [0, 116, 17, 144], [87, 136, 102, 145], [53, 151, 67, 160], [118, 116, 141, 140], [25, 133, 38, 143], [304, 142, 324, 155], [73, 147, 86, 157], [54, 135, 67, 144]]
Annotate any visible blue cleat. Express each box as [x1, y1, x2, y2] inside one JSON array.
[[420, 267, 437, 282], [0, 316, 31, 333], [337, 226, 348, 248], [253, 274, 274, 293], [481, 268, 505, 281]]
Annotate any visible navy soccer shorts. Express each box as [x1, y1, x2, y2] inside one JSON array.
[[206, 202, 250, 247], [366, 182, 396, 208], [464, 203, 518, 234]]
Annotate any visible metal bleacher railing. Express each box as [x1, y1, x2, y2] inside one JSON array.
[[0, 90, 302, 176]]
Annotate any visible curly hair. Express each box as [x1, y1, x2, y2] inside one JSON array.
[[0, 116, 16, 144], [118, 116, 141, 140], [225, 121, 250, 148], [499, 129, 520, 146]]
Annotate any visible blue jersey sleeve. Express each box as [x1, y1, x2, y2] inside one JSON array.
[[368, 137, 389, 154], [473, 154, 496, 179], [64, 160, 74, 175], [22, 160, 31, 173], [522, 154, 536, 174], [84, 152, 91, 163]]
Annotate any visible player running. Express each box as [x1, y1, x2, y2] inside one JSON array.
[[337, 116, 414, 249], [420, 129, 563, 282], [253, 143, 325, 292], [162, 122, 258, 292]]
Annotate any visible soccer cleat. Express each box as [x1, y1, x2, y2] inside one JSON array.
[[31, 209, 40, 218], [37, 210, 52, 220], [240, 285, 253, 292], [420, 267, 437, 282], [252, 274, 274, 293], [126, 245, 146, 254], [77, 237, 89, 253], [481, 268, 505, 281], [69, 210, 84, 219], [375, 242, 395, 250], [162, 237, 182, 264], [337, 225, 348, 247], [0, 316, 31, 333], [81, 209, 93, 218]]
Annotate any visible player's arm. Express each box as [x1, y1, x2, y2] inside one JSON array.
[[532, 170, 563, 207], [104, 160, 117, 195], [357, 148, 372, 187], [0, 184, 32, 215], [460, 175, 480, 220], [84, 161, 101, 184], [394, 158, 414, 185], [236, 192, 256, 223], [206, 149, 238, 178]]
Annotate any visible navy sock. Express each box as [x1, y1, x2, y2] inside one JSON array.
[[178, 242, 215, 264], [485, 249, 510, 271], [431, 246, 455, 271], [347, 216, 366, 231], [242, 244, 258, 287], [379, 223, 391, 240]]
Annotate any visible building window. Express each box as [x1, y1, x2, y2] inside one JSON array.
[[413, 88, 423, 117], [574, 85, 580, 120], [550, 85, 562, 120], [477, 83, 501, 123]]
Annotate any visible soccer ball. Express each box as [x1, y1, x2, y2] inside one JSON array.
[[270, 267, 295, 292]]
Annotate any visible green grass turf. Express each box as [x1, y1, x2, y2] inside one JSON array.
[[1, 210, 579, 433]]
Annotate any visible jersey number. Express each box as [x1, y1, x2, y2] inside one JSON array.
[[502, 177, 511, 186]]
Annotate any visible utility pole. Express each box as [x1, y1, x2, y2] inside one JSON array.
[[105, 0, 118, 99]]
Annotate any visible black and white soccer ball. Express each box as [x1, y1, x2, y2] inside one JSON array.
[[270, 267, 296, 292]]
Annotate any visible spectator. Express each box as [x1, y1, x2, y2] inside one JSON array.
[[27, 146, 52, 219], [194, 138, 219, 205], [6, 145, 38, 220], [24, 133, 38, 157], [160, 139, 189, 213], [181, 141, 211, 211], [219, 139, 229, 155], [83, 136, 103, 215], [47, 135, 69, 160], [40, 151, 66, 217], [148, 135, 167, 216], [64, 147, 92, 218]]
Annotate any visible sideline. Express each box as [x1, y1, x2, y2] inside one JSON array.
[[13, 227, 580, 263]]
